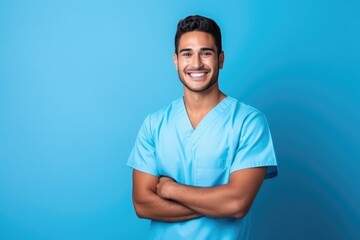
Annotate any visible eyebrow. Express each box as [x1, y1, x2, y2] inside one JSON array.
[[179, 47, 216, 53]]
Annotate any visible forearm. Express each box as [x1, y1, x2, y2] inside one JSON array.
[[157, 168, 266, 218], [162, 183, 244, 218], [134, 189, 201, 222], [132, 170, 202, 222]]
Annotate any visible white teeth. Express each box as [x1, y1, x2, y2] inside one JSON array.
[[190, 73, 205, 77]]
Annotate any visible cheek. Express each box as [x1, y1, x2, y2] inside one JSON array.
[[181, 59, 191, 65], [178, 62, 188, 71], [207, 61, 218, 70]]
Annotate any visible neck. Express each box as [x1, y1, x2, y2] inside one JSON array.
[[184, 89, 225, 112], [183, 85, 226, 128]]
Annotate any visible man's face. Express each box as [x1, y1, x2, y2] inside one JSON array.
[[174, 31, 224, 93]]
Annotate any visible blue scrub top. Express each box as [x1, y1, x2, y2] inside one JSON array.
[[128, 96, 277, 240]]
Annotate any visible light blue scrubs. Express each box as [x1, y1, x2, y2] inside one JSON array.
[[127, 96, 278, 240]]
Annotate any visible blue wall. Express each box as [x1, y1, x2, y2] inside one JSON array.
[[1, 1, 359, 239]]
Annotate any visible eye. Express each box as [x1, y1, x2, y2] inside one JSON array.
[[201, 51, 213, 57], [181, 52, 191, 57]]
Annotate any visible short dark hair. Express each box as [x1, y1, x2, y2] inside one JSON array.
[[174, 15, 222, 55]]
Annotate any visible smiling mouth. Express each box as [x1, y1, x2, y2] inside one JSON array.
[[189, 72, 206, 78], [186, 70, 209, 80], [187, 72, 207, 82]]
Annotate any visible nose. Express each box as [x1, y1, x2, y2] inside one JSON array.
[[191, 53, 204, 69]]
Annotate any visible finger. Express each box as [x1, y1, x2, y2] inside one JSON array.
[[160, 176, 172, 182]]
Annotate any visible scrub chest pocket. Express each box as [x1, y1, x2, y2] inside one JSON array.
[[155, 139, 232, 188], [195, 146, 231, 187]]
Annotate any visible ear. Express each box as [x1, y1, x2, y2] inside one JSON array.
[[173, 53, 178, 70], [218, 51, 224, 69]]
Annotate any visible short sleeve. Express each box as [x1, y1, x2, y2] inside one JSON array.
[[127, 115, 158, 176], [230, 110, 278, 179]]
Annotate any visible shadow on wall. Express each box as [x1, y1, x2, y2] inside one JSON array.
[[241, 66, 360, 240]]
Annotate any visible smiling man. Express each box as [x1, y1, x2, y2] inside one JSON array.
[[127, 15, 278, 240]]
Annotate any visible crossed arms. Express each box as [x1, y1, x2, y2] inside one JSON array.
[[132, 167, 266, 222]]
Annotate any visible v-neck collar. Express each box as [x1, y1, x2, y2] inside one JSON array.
[[178, 96, 233, 144]]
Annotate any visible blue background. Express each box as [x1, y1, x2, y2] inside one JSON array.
[[1, 0, 359, 239]]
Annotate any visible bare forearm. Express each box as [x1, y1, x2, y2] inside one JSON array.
[[132, 170, 202, 222], [134, 190, 201, 222], [162, 183, 243, 218], [156, 168, 266, 218]]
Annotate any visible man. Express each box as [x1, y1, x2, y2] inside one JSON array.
[[127, 15, 278, 240]]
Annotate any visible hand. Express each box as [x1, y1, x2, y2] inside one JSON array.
[[156, 176, 176, 199]]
